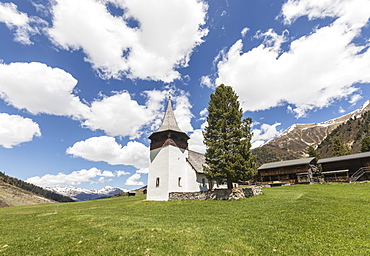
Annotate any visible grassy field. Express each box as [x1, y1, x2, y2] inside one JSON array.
[[1, 183, 370, 255]]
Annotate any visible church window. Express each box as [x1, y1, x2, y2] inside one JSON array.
[[156, 177, 160, 187], [178, 177, 182, 187], [202, 178, 206, 187]]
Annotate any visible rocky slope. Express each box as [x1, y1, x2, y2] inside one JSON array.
[[46, 186, 129, 201], [253, 100, 370, 164]]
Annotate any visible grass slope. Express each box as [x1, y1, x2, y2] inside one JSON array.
[[1, 183, 370, 255], [0, 181, 54, 207]]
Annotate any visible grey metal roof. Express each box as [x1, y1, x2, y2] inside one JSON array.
[[187, 150, 206, 174], [153, 99, 186, 135], [318, 151, 370, 164], [258, 157, 316, 170]]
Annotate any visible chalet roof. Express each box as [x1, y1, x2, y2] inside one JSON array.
[[318, 151, 370, 164], [187, 150, 206, 174], [258, 157, 316, 170], [152, 99, 189, 137]]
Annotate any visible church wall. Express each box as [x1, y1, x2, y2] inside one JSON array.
[[147, 145, 208, 201], [167, 146, 190, 193], [147, 146, 171, 201], [196, 174, 209, 191]]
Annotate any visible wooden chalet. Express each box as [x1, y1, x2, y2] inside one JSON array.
[[257, 157, 317, 185], [318, 152, 370, 182]]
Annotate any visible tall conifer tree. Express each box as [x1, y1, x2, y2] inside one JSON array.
[[203, 84, 256, 189]]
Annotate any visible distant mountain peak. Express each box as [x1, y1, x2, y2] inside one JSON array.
[[46, 185, 130, 201], [259, 100, 370, 158]]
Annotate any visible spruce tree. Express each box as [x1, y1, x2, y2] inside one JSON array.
[[361, 137, 370, 152], [203, 84, 256, 189], [332, 136, 350, 156], [307, 146, 319, 159]]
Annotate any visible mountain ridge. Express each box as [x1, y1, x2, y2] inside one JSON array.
[[46, 185, 130, 201], [253, 100, 370, 165]]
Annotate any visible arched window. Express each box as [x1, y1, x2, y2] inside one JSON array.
[[202, 178, 206, 187], [156, 177, 160, 187], [178, 177, 182, 187]]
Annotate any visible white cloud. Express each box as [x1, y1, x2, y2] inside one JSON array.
[[0, 113, 41, 148], [241, 27, 250, 37], [251, 123, 282, 149], [116, 170, 130, 177], [349, 94, 363, 105], [91, 177, 113, 184], [189, 129, 206, 154], [0, 63, 192, 140], [0, 62, 90, 118], [338, 106, 346, 114], [281, 0, 370, 27], [82, 91, 156, 138], [0, 2, 46, 45], [48, 0, 208, 82], [66, 136, 149, 169], [124, 173, 144, 186], [82, 89, 192, 138], [200, 75, 214, 88], [136, 168, 148, 174], [173, 93, 194, 133], [26, 167, 116, 187], [216, 0, 370, 118]]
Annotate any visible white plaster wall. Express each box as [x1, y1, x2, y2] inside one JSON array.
[[147, 146, 170, 201], [147, 145, 205, 201], [196, 174, 209, 191], [167, 146, 189, 193]]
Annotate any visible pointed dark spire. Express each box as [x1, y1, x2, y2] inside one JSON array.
[[149, 97, 189, 150], [155, 98, 184, 134]]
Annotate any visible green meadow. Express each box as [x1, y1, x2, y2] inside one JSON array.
[[1, 183, 370, 255]]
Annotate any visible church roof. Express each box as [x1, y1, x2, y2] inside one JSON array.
[[152, 99, 189, 137], [187, 150, 207, 174]]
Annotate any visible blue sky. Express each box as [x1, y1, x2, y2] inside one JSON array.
[[0, 0, 370, 190]]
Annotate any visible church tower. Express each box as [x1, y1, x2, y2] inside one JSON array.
[[147, 98, 193, 200]]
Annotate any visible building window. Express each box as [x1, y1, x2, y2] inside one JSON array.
[[178, 177, 182, 187], [156, 177, 160, 187], [202, 178, 206, 187]]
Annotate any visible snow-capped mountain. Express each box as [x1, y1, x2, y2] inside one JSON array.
[[259, 100, 370, 158], [46, 186, 130, 201]]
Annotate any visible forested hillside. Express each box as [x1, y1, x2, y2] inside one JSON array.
[[316, 111, 370, 158], [252, 109, 370, 165], [0, 172, 74, 202]]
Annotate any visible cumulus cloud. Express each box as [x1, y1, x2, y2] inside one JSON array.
[[189, 129, 206, 154], [116, 170, 130, 177], [0, 2, 46, 45], [125, 173, 144, 186], [82, 88, 193, 138], [216, 0, 370, 118], [251, 123, 282, 148], [26, 167, 118, 187], [200, 75, 214, 88], [0, 113, 41, 148], [48, 0, 208, 82], [241, 27, 250, 37], [66, 136, 149, 169], [0, 62, 90, 118], [83, 91, 156, 138], [173, 93, 194, 133], [0, 61, 193, 140]]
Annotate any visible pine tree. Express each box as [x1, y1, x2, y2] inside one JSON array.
[[361, 137, 370, 152], [203, 84, 257, 189], [307, 146, 319, 159], [332, 136, 350, 156]]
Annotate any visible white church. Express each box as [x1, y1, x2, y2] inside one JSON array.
[[146, 99, 211, 201]]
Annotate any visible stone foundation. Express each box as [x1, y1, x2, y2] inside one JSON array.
[[168, 186, 263, 200]]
